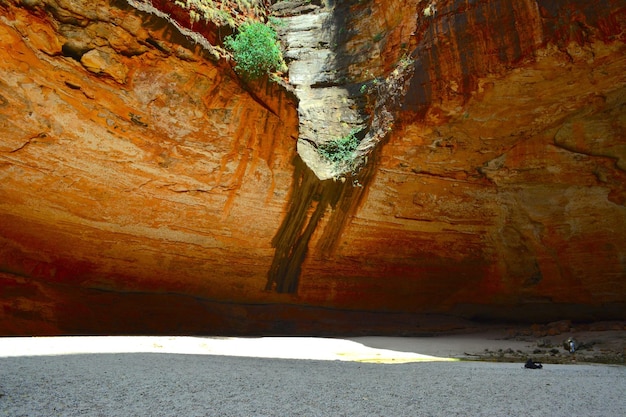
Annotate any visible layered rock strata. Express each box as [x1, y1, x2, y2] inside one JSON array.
[[0, 0, 625, 335], [272, 0, 368, 180], [273, 0, 414, 181]]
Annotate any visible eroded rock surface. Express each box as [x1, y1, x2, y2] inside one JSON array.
[[273, 0, 368, 180], [0, 0, 625, 335]]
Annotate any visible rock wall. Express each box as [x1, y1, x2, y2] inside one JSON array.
[[0, 0, 625, 335], [274, 0, 369, 180], [292, 0, 626, 319], [0, 0, 301, 334]]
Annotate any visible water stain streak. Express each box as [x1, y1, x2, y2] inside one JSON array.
[[266, 152, 378, 293]]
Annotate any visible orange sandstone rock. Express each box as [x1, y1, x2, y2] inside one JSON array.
[[0, 0, 624, 335]]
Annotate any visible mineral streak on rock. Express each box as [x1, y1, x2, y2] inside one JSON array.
[[266, 150, 378, 294], [0, 0, 625, 335], [0, 0, 298, 333], [265, 0, 415, 294]]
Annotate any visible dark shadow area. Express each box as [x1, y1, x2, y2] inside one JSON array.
[[3, 271, 625, 336], [265, 148, 379, 293]]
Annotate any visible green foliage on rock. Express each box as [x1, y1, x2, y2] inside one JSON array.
[[224, 22, 286, 80], [318, 129, 361, 165]]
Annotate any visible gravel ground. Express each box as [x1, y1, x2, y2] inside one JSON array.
[[1, 352, 625, 416]]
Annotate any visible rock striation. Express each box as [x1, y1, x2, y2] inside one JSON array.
[[273, 0, 413, 181], [272, 0, 367, 180], [0, 0, 625, 335]]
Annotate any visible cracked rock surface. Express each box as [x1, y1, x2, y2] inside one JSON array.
[[273, 0, 369, 180]]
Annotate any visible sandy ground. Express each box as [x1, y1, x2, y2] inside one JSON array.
[[1, 325, 624, 416], [352, 328, 626, 364]]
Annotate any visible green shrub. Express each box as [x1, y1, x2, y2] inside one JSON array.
[[318, 130, 361, 164], [224, 22, 285, 80]]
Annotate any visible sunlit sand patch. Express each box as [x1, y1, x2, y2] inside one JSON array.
[[336, 352, 458, 364], [0, 336, 457, 363]]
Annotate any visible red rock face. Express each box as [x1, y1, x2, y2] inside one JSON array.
[[0, 0, 624, 335]]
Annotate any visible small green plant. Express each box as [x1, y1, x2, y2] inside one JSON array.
[[318, 129, 361, 164], [268, 16, 285, 28], [224, 21, 286, 80], [359, 75, 381, 96]]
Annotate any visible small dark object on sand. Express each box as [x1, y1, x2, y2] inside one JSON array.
[[525, 359, 543, 369]]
